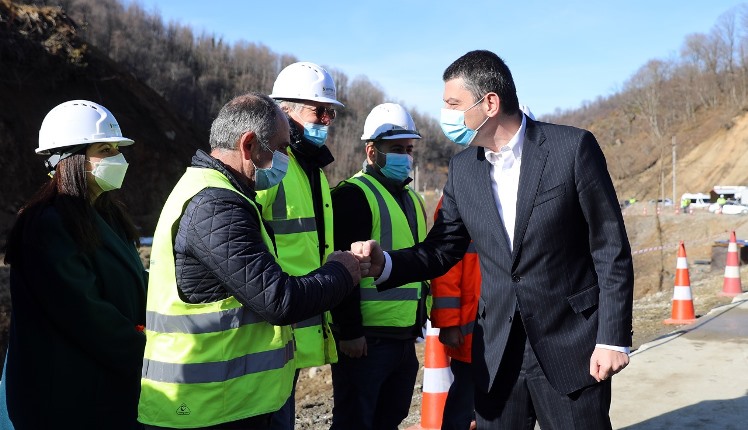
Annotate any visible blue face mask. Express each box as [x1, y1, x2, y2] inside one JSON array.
[[303, 123, 328, 147], [254, 150, 290, 190], [439, 96, 488, 147], [376, 150, 413, 182]]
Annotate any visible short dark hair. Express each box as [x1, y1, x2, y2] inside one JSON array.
[[443, 50, 520, 115]]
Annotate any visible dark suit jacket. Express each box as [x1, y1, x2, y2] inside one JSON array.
[[382, 118, 634, 395]]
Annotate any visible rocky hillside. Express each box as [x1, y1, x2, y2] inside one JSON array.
[[600, 107, 748, 202], [0, 0, 207, 239]]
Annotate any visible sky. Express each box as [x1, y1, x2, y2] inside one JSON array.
[[127, 0, 745, 120]]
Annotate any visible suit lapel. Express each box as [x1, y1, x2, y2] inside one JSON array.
[[512, 120, 549, 265], [475, 147, 512, 255]]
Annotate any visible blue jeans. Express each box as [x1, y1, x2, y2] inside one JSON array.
[[442, 358, 475, 430], [330, 338, 419, 430], [269, 369, 300, 430]]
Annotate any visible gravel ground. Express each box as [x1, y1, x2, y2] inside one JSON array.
[[0, 210, 740, 429], [290, 263, 736, 430]]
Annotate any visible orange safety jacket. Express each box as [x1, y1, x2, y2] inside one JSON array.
[[429, 198, 481, 363]]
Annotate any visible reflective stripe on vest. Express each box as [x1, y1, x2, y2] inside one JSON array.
[[255, 152, 337, 368], [267, 182, 317, 234], [347, 173, 427, 328], [295, 314, 323, 329], [460, 320, 475, 337], [145, 308, 266, 333], [139, 167, 294, 428], [142, 342, 295, 384], [432, 296, 461, 310]]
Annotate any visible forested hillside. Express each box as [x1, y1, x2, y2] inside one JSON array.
[[4, 0, 748, 240], [13, 0, 460, 190], [544, 4, 748, 200], [0, 0, 206, 237]]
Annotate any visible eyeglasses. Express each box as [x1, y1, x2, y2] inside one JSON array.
[[302, 105, 336, 120]]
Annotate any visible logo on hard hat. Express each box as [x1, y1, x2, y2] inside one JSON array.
[[323, 86, 334, 95]]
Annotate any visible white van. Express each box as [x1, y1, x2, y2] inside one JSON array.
[[681, 193, 712, 208]]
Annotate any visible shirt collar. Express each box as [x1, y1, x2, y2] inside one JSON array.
[[484, 113, 526, 162]]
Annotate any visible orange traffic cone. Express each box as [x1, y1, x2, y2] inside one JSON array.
[[406, 320, 453, 430], [664, 241, 697, 324], [721, 231, 743, 297]]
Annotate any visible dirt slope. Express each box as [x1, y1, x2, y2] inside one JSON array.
[[615, 110, 748, 201], [677, 112, 748, 188]]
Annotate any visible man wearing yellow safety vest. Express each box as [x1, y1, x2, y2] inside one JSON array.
[[255, 61, 344, 430], [138, 93, 364, 430], [329, 103, 428, 429]]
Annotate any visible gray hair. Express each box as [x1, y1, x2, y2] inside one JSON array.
[[209, 92, 279, 150], [277, 100, 305, 115]]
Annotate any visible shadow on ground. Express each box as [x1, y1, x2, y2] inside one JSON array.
[[618, 395, 748, 430]]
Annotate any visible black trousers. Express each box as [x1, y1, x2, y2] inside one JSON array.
[[474, 315, 612, 430], [330, 337, 419, 430]]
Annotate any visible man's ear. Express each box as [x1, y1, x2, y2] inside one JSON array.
[[485, 92, 501, 117], [365, 142, 377, 164], [238, 131, 256, 161]]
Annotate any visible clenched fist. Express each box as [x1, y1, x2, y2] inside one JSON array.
[[351, 240, 384, 278], [327, 251, 361, 285]]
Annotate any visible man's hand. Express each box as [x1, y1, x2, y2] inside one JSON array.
[[589, 347, 629, 382], [438, 326, 464, 349], [351, 240, 384, 278], [327, 251, 361, 285], [338, 336, 367, 358]]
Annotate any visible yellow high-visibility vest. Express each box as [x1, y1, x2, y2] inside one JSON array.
[[255, 151, 337, 368], [345, 173, 427, 327], [139, 167, 294, 428]]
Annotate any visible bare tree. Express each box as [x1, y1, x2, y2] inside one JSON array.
[[624, 59, 673, 140]]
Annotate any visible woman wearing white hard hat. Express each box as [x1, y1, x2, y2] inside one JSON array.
[[2, 100, 147, 429]]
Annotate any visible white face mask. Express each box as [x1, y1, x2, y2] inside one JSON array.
[[88, 153, 129, 191]]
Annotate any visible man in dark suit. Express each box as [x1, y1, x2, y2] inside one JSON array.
[[354, 50, 634, 429]]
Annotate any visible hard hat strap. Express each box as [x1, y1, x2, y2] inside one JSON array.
[[44, 144, 86, 175], [373, 129, 421, 141]]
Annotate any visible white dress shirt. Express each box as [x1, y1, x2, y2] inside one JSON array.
[[484, 114, 525, 251]]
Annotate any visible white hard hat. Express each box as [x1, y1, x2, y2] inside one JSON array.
[[519, 104, 536, 121], [270, 62, 344, 107], [37, 100, 134, 154], [361, 103, 421, 141]]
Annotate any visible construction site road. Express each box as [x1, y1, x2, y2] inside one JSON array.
[[610, 292, 748, 429]]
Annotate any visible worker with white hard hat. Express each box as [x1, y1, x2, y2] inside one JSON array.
[[329, 103, 427, 429], [257, 62, 345, 430], [3, 100, 147, 429]]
